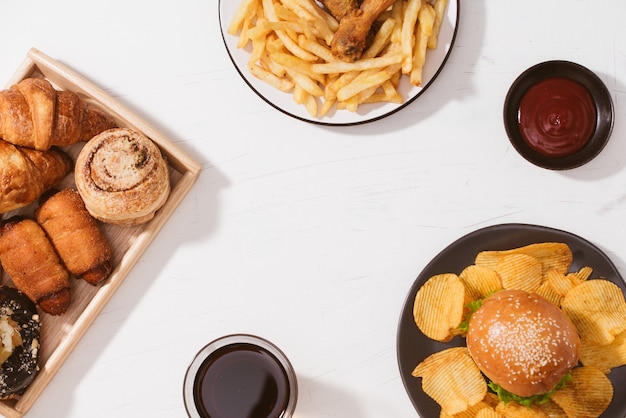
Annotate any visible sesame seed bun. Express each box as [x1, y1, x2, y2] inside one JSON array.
[[466, 289, 580, 397]]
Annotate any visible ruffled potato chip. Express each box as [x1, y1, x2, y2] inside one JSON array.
[[534, 266, 592, 307], [412, 347, 487, 416], [550, 366, 613, 418], [534, 277, 563, 307], [413, 273, 466, 341], [567, 266, 593, 285], [579, 329, 626, 373], [459, 265, 502, 301], [495, 401, 550, 417], [536, 399, 568, 418], [440, 393, 500, 418], [494, 253, 542, 293], [546, 269, 575, 297], [475, 242, 572, 275], [561, 279, 626, 345], [475, 407, 504, 418]]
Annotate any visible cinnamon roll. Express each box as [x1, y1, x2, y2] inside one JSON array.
[[74, 128, 170, 226]]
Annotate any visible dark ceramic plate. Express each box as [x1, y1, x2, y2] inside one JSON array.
[[397, 223, 626, 417], [503, 61, 614, 170], [218, 0, 459, 126]]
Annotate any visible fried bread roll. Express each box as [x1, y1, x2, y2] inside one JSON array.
[[0, 217, 70, 315], [0, 140, 73, 213], [36, 188, 112, 285], [75, 128, 170, 226], [0, 78, 116, 150]]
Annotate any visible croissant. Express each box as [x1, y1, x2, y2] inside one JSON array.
[[0, 140, 73, 213], [36, 188, 112, 285], [0, 78, 116, 150], [0, 217, 70, 315]]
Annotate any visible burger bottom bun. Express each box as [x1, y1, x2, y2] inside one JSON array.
[[466, 289, 580, 397]]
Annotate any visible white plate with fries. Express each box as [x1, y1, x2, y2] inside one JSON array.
[[219, 0, 458, 125], [397, 223, 626, 418]]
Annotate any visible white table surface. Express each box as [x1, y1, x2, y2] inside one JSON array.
[[1, 1, 626, 417]]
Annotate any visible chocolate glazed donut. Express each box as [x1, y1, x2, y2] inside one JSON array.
[[0, 286, 40, 399], [74, 128, 170, 226]]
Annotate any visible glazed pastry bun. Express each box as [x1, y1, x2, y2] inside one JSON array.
[[74, 128, 170, 226], [466, 289, 580, 397]]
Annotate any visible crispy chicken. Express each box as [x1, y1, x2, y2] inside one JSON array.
[[330, 0, 398, 62], [319, 0, 360, 20]]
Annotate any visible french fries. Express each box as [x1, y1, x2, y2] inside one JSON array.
[[228, 0, 449, 117]]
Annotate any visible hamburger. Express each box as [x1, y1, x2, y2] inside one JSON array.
[[466, 289, 580, 399]]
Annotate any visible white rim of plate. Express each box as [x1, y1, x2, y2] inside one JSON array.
[[219, 0, 460, 126]]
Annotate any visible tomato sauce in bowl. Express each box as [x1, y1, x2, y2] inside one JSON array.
[[518, 77, 596, 157], [503, 61, 613, 170]]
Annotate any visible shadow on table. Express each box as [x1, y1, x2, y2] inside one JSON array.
[[293, 374, 409, 417], [292, 374, 364, 417], [558, 68, 626, 181]]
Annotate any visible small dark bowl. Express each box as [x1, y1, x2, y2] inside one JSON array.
[[503, 60, 614, 170]]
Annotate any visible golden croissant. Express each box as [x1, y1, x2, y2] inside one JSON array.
[[0, 140, 73, 213], [0, 78, 116, 150]]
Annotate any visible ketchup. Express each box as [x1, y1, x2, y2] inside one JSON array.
[[518, 77, 596, 157]]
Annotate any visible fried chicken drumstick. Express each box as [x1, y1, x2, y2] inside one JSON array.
[[330, 0, 398, 62], [319, 0, 360, 20]]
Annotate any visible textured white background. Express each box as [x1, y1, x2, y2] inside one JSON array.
[[1, 0, 626, 417]]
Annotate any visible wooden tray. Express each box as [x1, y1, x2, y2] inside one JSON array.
[[0, 48, 201, 417]]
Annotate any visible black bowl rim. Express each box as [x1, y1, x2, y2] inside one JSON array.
[[503, 60, 614, 170]]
